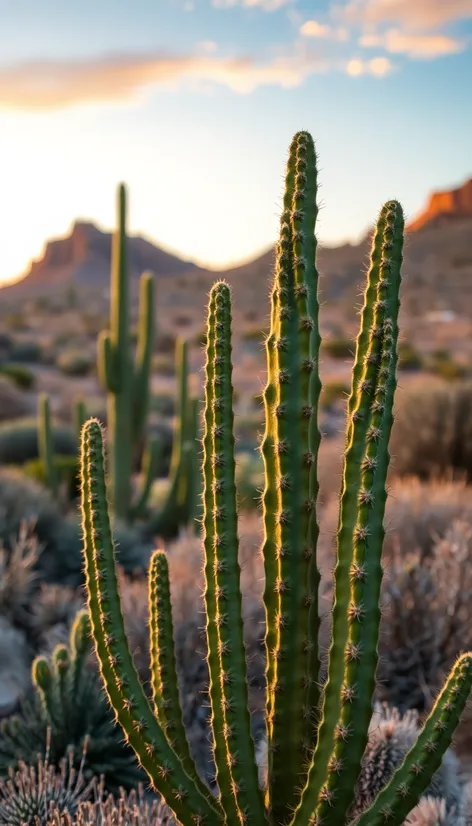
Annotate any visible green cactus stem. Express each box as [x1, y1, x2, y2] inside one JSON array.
[[38, 393, 58, 498]]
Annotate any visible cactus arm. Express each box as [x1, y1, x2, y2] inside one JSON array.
[[38, 394, 58, 498], [290, 204, 404, 826], [80, 419, 219, 826], [73, 398, 87, 442], [52, 645, 71, 710], [70, 609, 93, 700], [269, 132, 316, 821], [133, 271, 155, 445], [149, 550, 214, 803], [314, 202, 404, 824], [97, 331, 118, 393], [261, 279, 279, 759], [32, 656, 59, 727], [201, 289, 238, 818], [184, 398, 200, 528], [211, 282, 267, 826], [355, 654, 472, 826], [290, 133, 323, 760], [169, 338, 190, 481], [130, 437, 161, 520]]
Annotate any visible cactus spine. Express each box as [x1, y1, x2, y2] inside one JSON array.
[[80, 132, 472, 826]]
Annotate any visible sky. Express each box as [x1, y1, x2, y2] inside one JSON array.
[[0, 0, 471, 284]]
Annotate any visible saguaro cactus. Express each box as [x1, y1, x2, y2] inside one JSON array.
[[80, 132, 472, 826]]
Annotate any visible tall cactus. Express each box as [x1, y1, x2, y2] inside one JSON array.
[[80, 132, 472, 826], [97, 184, 196, 526], [97, 183, 157, 520]]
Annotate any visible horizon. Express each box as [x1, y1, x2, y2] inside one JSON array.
[[2, 0, 472, 285]]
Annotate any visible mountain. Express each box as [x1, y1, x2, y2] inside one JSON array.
[[3, 220, 205, 294], [3, 175, 472, 317], [408, 177, 472, 231]]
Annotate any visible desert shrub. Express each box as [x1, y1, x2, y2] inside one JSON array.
[[398, 340, 423, 371], [235, 451, 264, 510], [322, 335, 354, 359], [23, 455, 80, 501], [0, 418, 76, 465], [0, 378, 31, 422], [429, 349, 466, 381], [0, 363, 35, 389], [155, 332, 176, 355], [152, 354, 176, 376], [9, 340, 41, 363], [390, 381, 472, 480], [4, 314, 28, 332], [150, 393, 175, 418], [376, 519, 472, 714], [57, 350, 94, 377], [320, 380, 349, 410]]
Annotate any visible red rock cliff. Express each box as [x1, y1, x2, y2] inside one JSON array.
[[408, 177, 472, 230]]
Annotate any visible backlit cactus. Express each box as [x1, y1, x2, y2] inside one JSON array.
[[80, 131, 472, 826]]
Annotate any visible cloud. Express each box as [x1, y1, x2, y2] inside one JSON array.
[[0, 48, 332, 109], [339, 0, 472, 31], [346, 55, 394, 75], [212, 0, 291, 10], [300, 20, 350, 40], [359, 28, 466, 57]]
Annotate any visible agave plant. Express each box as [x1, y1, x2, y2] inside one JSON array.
[[78, 132, 472, 826]]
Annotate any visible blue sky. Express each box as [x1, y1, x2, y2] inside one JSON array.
[[0, 0, 471, 283]]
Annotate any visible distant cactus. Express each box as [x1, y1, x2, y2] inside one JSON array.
[[97, 184, 198, 529], [79, 132, 472, 826]]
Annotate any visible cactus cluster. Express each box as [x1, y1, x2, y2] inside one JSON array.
[[79, 131, 472, 826]]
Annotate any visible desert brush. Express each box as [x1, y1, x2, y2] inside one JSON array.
[[79, 131, 472, 826]]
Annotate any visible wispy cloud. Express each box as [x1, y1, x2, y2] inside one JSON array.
[[212, 0, 291, 11], [339, 0, 472, 31], [0, 49, 330, 109], [300, 20, 350, 41], [359, 29, 465, 58]]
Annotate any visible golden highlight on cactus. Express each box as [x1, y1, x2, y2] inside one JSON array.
[[79, 131, 472, 826]]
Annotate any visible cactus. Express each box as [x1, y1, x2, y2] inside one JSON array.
[[97, 183, 157, 520], [79, 132, 472, 826], [97, 184, 197, 529], [38, 394, 58, 499]]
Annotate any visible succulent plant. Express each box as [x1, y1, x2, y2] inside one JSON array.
[[79, 132, 472, 826], [0, 733, 94, 826], [0, 610, 144, 795]]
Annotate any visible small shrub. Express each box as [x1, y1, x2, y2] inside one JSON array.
[[0, 418, 76, 465], [0, 363, 35, 390], [23, 455, 80, 501], [390, 382, 472, 480], [150, 393, 175, 418], [0, 378, 31, 422], [322, 336, 354, 359], [57, 350, 94, 377], [429, 349, 466, 381], [320, 380, 349, 410], [398, 340, 423, 371], [9, 340, 41, 363]]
